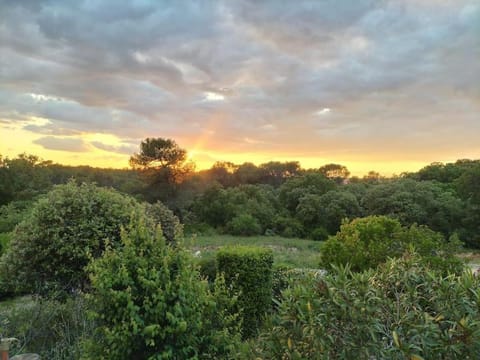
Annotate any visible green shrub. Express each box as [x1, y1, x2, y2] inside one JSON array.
[[271, 265, 294, 306], [258, 253, 480, 359], [0, 181, 145, 294], [273, 216, 305, 238], [0, 200, 32, 233], [0, 295, 94, 360], [226, 213, 262, 236], [320, 216, 464, 273], [217, 246, 273, 338], [84, 216, 241, 359], [0, 232, 11, 256], [145, 201, 183, 244], [398, 225, 464, 275], [320, 215, 403, 271], [310, 227, 329, 241], [197, 256, 217, 283], [272, 266, 325, 307], [0, 181, 183, 295]]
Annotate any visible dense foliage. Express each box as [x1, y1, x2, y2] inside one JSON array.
[[362, 178, 464, 237], [320, 216, 463, 273], [0, 181, 181, 295], [0, 154, 143, 207], [217, 246, 274, 339], [145, 201, 184, 244], [192, 184, 279, 236], [1, 147, 480, 359], [187, 158, 480, 247], [84, 217, 241, 359], [1, 150, 480, 247], [258, 254, 479, 359], [296, 190, 362, 236], [0, 295, 93, 359]]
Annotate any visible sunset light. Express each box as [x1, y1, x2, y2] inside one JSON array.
[[2, 2, 480, 356], [1, 1, 479, 175]]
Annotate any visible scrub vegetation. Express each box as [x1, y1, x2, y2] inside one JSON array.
[[1, 139, 480, 359]]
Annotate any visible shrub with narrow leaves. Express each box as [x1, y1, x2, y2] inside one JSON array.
[[258, 253, 480, 359], [0, 295, 93, 359]]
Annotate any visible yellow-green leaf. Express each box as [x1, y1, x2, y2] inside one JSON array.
[[393, 331, 401, 348], [410, 354, 425, 360]]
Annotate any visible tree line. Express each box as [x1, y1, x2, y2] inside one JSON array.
[[1, 138, 480, 248]]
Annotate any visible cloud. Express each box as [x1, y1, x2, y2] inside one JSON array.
[[203, 92, 226, 102], [260, 124, 276, 131], [244, 137, 268, 145], [33, 136, 90, 152], [23, 124, 82, 136], [315, 108, 331, 116], [0, 0, 479, 165], [90, 141, 137, 155]]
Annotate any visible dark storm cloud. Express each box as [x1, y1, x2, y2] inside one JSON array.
[[0, 0, 479, 159]]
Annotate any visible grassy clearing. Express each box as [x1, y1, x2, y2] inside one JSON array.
[[0, 295, 34, 312], [459, 251, 480, 263], [458, 251, 480, 273], [183, 234, 322, 269]]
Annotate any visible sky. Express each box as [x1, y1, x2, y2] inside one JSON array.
[[1, 0, 479, 176]]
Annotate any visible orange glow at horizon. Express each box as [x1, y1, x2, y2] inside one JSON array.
[[1, 124, 475, 177], [187, 149, 434, 177], [1, 0, 478, 182], [0, 125, 131, 169]]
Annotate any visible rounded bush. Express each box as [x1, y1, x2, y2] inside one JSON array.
[[320, 216, 403, 271], [145, 201, 183, 244], [226, 213, 262, 236], [320, 215, 464, 273], [310, 227, 329, 241], [0, 181, 145, 294]]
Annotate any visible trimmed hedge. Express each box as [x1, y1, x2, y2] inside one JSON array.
[[197, 256, 217, 283], [217, 246, 273, 338]]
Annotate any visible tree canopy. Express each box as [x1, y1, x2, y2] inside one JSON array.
[[129, 138, 187, 171], [129, 138, 194, 203]]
